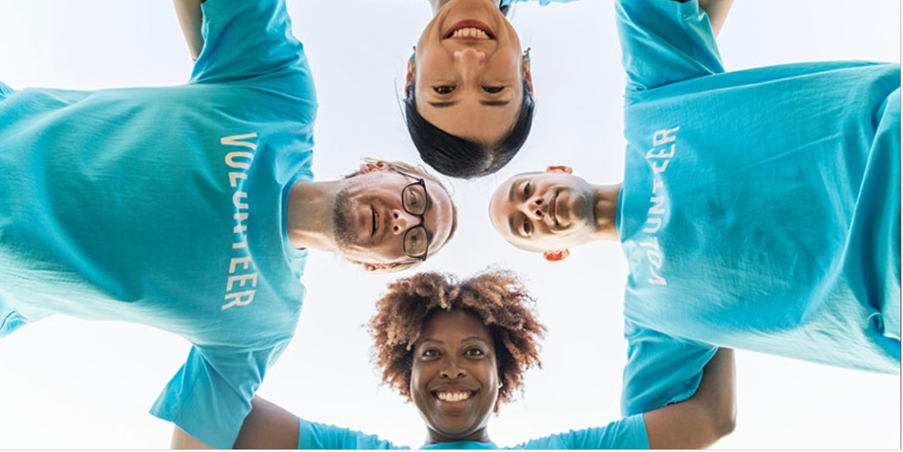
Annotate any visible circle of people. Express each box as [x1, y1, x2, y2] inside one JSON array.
[[0, 0, 898, 449]]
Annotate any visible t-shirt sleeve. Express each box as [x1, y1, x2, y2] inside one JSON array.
[[615, 0, 724, 92], [191, 0, 305, 84], [505, 0, 581, 5], [149, 343, 289, 448], [514, 414, 649, 449], [298, 418, 407, 449], [620, 319, 717, 416]]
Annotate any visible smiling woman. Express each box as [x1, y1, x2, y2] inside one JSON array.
[[231, 270, 737, 449], [403, 0, 576, 179]]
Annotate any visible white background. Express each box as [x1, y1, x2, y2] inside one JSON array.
[[0, 0, 899, 449]]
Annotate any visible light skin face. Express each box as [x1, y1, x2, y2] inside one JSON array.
[[408, 0, 533, 147], [334, 163, 455, 269], [410, 309, 500, 445], [489, 166, 620, 260]]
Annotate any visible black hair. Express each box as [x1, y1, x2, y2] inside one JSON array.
[[404, 80, 534, 179]]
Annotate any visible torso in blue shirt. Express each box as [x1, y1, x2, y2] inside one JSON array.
[[295, 415, 649, 449], [0, 0, 317, 447], [615, 0, 901, 416]]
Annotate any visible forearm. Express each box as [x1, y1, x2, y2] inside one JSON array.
[[173, 0, 205, 61]]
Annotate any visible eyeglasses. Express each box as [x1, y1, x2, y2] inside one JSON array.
[[397, 171, 431, 261]]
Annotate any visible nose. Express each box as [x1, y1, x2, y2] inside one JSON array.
[[391, 208, 416, 235], [439, 356, 466, 379], [453, 48, 486, 85], [523, 194, 547, 220]]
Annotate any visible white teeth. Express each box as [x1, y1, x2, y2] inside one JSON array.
[[436, 391, 471, 402], [451, 27, 490, 40]]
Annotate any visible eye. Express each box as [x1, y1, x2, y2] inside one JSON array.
[[422, 348, 439, 357], [465, 347, 485, 357], [523, 182, 532, 199], [482, 86, 504, 94], [406, 190, 420, 208], [523, 218, 533, 237], [433, 85, 455, 94]]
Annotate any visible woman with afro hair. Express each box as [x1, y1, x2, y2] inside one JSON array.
[[232, 270, 736, 449]]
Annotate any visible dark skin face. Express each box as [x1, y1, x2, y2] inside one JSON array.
[[410, 309, 500, 445]]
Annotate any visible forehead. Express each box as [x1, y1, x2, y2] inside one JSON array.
[[421, 309, 492, 342]]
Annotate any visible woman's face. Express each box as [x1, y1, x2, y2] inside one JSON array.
[[408, 0, 532, 147], [410, 309, 500, 444]]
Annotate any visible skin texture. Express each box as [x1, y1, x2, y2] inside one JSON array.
[[488, 166, 621, 259], [408, 0, 532, 147], [411, 309, 500, 445]]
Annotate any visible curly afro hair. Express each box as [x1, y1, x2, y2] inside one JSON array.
[[369, 269, 545, 411]]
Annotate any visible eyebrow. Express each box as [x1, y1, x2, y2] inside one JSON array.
[[418, 336, 490, 346], [426, 99, 512, 108]]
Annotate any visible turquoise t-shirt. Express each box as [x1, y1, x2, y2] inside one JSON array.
[[0, 0, 317, 447], [615, 0, 901, 417], [296, 414, 649, 449], [502, 0, 580, 5]]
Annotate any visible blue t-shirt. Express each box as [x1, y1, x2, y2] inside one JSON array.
[[0, 0, 317, 447], [615, 0, 901, 417], [502, 0, 580, 5], [296, 415, 649, 449]]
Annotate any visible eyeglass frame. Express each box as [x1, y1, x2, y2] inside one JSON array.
[[396, 171, 432, 261]]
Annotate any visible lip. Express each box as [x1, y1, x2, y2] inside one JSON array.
[[370, 206, 377, 238], [444, 20, 495, 39]]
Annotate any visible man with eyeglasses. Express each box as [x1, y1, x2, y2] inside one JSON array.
[[0, 0, 458, 447]]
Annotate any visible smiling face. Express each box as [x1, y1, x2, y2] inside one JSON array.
[[488, 168, 598, 253], [333, 166, 454, 268], [409, 0, 531, 147], [410, 309, 499, 444]]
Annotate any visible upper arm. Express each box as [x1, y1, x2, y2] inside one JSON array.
[[171, 426, 214, 449], [642, 348, 736, 449], [234, 397, 301, 449], [616, 0, 724, 91], [620, 321, 717, 416], [698, 0, 734, 37], [188, 0, 306, 84], [172, 0, 205, 61]]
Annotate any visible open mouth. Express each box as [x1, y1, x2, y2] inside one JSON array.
[[433, 390, 474, 403], [370, 206, 378, 237], [444, 20, 494, 40], [550, 193, 560, 226]]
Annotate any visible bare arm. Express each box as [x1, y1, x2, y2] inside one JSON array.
[[172, 0, 205, 61], [233, 397, 300, 449], [643, 348, 736, 449], [170, 426, 214, 449], [698, 0, 734, 37]]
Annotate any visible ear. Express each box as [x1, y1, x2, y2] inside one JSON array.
[[404, 58, 416, 97], [522, 58, 533, 95], [363, 263, 389, 272], [543, 250, 570, 262], [359, 160, 388, 174], [546, 165, 572, 174]]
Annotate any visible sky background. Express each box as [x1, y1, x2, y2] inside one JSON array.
[[0, 0, 900, 449]]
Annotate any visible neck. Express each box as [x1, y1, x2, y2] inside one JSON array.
[[428, 0, 502, 15], [284, 180, 341, 252], [424, 428, 492, 446], [591, 182, 622, 242]]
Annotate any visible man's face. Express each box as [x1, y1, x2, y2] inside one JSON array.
[[410, 309, 499, 443], [333, 168, 454, 266], [409, 0, 530, 147], [488, 169, 596, 253]]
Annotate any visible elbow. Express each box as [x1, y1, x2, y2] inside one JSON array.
[[713, 409, 737, 441]]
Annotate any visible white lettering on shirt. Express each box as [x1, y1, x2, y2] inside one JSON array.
[[640, 126, 679, 286], [220, 133, 259, 310]]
